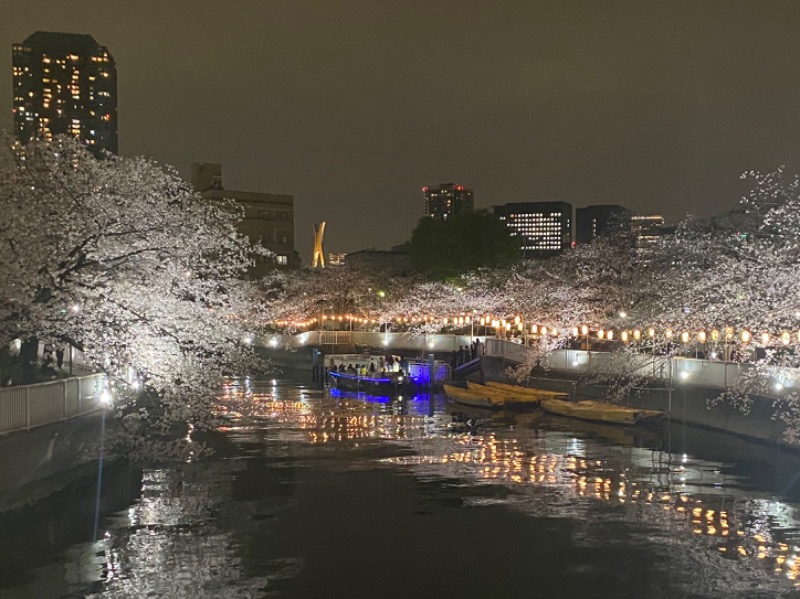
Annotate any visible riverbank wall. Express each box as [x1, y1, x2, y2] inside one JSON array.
[[480, 354, 787, 447]]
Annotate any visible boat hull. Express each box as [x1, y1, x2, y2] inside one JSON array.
[[443, 384, 503, 409], [329, 372, 405, 395]]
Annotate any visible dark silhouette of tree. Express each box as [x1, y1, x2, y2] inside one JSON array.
[[408, 210, 520, 280]]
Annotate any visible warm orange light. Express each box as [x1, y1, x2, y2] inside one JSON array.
[[697, 331, 706, 343], [581, 325, 589, 335], [633, 329, 641, 340], [741, 330, 751, 343]]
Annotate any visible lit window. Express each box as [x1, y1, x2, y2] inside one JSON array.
[[276, 255, 288, 265]]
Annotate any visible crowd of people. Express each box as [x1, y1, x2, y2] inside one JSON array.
[[450, 339, 483, 370], [329, 354, 408, 377]]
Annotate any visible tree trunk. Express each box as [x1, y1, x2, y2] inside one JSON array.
[[20, 337, 38, 385]]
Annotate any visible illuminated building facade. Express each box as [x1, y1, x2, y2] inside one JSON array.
[[494, 201, 573, 258], [575, 204, 632, 244], [191, 162, 300, 275], [12, 31, 117, 156], [631, 214, 667, 249], [422, 183, 474, 220]]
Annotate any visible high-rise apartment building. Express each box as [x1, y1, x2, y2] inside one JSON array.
[[12, 31, 117, 156], [422, 183, 474, 220], [494, 201, 573, 258], [191, 163, 300, 276], [575, 204, 632, 244]]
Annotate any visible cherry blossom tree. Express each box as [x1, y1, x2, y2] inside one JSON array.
[[0, 135, 267, 457]]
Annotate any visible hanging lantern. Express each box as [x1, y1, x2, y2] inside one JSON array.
[[760, 332, 770, 346], [581, 324, 589, 335], [621, 331, 629, 342], [681, 331, 690, 343], [741, 330, 751, 343], [781, 331, 791, 345], [711, 329, 720, 342], [633, 329, 641, 340], [697, 331, 706, 343]]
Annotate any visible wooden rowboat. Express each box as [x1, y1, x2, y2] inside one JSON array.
[[443, 384, 504, 409], [483, 381, 662, 426], [484, 381, 571, 400], [539, 398, 663, 426], [465, 381, 540, 408]]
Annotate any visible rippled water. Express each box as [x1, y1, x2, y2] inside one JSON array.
[[4, 377, 800, 598]]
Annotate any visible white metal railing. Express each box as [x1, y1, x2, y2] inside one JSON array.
[[483, 338, 774, 390], [278, 331, 481, 354], [0, 373, 106, 434]]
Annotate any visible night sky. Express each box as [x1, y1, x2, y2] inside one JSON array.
[[4, 1, 800, 262]]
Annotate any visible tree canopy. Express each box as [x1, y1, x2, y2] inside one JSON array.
[[0, 135, 267, 457], [407, 210, 520, 280]]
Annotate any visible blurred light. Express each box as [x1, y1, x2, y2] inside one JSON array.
[[581, 325, 589, 335], [98, 389, 112, 407], [679, 371, 690, 381], [741, 330, 751, 343], [619, 311, 627, 318]]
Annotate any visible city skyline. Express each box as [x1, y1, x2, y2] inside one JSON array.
[[4, 2, 800, 262]]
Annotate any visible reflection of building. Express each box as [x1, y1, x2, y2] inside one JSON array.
[[422, 183, 474, 220], [494, 202, 573, 258], [12, 31, 118, 156], [191, 162, 300, 276], [575, 204, 631, 244]]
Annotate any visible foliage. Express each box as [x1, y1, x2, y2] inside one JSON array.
[[407, 210, 520, 280], [0, 135, 268, 459]]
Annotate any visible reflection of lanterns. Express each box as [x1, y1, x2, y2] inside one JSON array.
[[681, 331, 690, 343], [697, 331, 707, 343], [781, 331, 791, 345], [741, 330, 751, 343], [621, 331, 629, 342], [760, 332, 770, 346], [581, 325, 589, 335], [711, 329, 720, 342], [633, 329, 641, 340]]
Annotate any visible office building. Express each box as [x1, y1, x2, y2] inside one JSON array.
[[422, 183, 474, 220], [12, 31, 117, 155], [631, 214, 667, 249], [494, 201, 573, 258], [192, 163, 300, 275], [575, 204, 632, 244]]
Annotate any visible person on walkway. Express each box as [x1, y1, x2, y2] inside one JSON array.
[[56, 346, 65, 369]]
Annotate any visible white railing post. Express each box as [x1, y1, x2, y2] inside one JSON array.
[[25, 385, 30, 430]]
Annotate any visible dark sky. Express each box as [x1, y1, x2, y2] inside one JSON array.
[[4, 1, 800, 262]]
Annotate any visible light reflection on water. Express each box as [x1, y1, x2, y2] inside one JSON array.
[[18, 378, 800, 598]]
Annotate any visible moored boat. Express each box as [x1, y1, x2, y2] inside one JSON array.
[[443, 384, 504, 409], [465, 381, 540, 408], [484, 381, 571, 400], [328, 371, 406, 395], [539, 398, 663, 426]]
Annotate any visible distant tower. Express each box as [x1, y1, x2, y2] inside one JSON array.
[[312, 222, 326, 268], [12, 31, 117, 156], [422, 183, 474, 220]]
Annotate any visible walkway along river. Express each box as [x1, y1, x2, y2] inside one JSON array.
[[3, 375, 800, 597]]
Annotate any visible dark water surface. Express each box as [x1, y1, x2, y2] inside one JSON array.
[[4, 378, 800, 598]]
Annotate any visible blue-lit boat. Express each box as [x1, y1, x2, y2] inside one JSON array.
[[328, 371, 407, 395]]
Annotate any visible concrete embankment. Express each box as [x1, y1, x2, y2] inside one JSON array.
[[0, 410, 107, 512], [480, 355, 788, 447]]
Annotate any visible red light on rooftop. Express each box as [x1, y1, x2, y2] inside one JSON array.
[[455, 185, 463, 191], [422, 187, 429, 192]]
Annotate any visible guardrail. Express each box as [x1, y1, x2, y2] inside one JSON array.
[[483, 338, 800, 392], [282, 330, 479, 353], [0, 373, 106, 435]]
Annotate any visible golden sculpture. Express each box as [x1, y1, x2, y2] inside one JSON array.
[[312, 221, 326, 268]]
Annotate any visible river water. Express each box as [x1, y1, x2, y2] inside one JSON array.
[[3, 377, 800, 598]]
